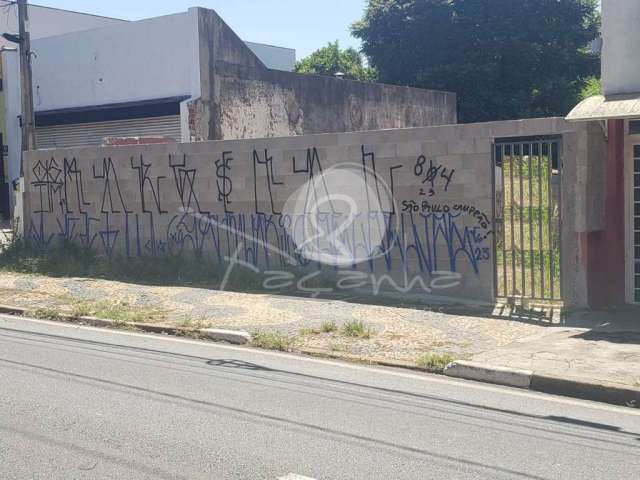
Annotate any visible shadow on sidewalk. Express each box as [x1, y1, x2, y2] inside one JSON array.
[[573, 330, 640, 345]]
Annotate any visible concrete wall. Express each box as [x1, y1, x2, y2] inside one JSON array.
[[216, 72, 456, 139], [190, 9, 457, 142], [23, 123, 496, 303], [602, 0, 640, 95], [21, 117, 603, 306]]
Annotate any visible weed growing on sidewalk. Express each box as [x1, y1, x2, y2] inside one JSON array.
[[320, 321, 338, 333], [300, 321, 339, 336], [416, 353, 457, 373], [110, 317, 133, 329], [251, 332, 295, 352], [27, 307, 62, 321], [299, 327, 316, 336], [70, 299, 164, 324], [180, 318, 212, 330], [342, 320, 372, 339], [70, 301, 93, 318]]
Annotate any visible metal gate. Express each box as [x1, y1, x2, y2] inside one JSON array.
[[493, 137, 562, 302]]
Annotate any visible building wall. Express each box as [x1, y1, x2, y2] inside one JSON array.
[[2, 52, 21, 196], [245, 42, 296, 72], [21, 118, 601, 305], [190, 8, 457, 142], [2, 7, 299, 218], [0, 4, 126, 50], [602, 0, 640, 95], [31, 12, 201, 112], [0, 59, 8, 219], [29, 8, 297, 114]]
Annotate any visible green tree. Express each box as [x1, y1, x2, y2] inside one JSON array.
[[578, 76, 602, 101], [352, 0, 600, 122], [295, 41, 378, 82]]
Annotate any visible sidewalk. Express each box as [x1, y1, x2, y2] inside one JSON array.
[[471, 309, 640, 389], [0, 271, 638, 400]]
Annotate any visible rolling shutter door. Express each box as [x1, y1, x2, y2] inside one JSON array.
[[36, 115, 182, 149]]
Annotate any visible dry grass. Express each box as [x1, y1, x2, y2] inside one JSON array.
[[416, 353, 457, 373], [70, 299, 165, 324], [342, 320, 372, 339], [251, 332, 296, 352]]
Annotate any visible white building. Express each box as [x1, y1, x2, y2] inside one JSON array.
[[0, 4, 126, 219], [0, 6, 296, 218], [0, 3, 126, 48]]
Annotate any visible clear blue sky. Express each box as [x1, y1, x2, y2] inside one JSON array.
[[33, 1, 368, 59]]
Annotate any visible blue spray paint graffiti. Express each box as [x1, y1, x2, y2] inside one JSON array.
[[25, 146, 494, 295]]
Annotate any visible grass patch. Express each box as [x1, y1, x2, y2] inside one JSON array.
[[300, 321, 339, 336], [110, 317, 132, 329], [251, 332, 295, 352], [69, 299, 164, 324], [328, 343, 348, 353], [299, 327, 317, 336], [342, 320, 372, 339], [416, 353, 457, 373], [320, 321, 338, 333], [179, 318, 212, 330], [27, 306, 62, 321], [70, 301, 93, 318]]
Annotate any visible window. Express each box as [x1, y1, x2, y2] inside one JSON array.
[[630, 120, 640, 135]]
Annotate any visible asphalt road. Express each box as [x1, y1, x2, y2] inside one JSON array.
[[0, 315, 639, 480]]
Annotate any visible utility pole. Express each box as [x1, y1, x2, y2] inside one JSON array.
[[17, 0, 36, 174]]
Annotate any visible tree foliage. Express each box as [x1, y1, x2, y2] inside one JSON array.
[[352, 0, 601, 122], [578, 76, 602, 101], [295, 41, 378, 82]]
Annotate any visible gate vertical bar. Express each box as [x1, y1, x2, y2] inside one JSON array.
[[557, 141, 563, 301], [492, 144, 498, 300], [529, 142, 536, 298], [519, 143, 526, 297], [509, 145, 517, 296], [548, 141, 556, 300], [501, 144, 508, 297], [538, 141, 545, 298]]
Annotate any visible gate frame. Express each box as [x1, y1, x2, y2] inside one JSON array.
[[492, 135, 564, 304]]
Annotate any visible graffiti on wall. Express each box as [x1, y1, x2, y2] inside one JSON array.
[[25, 144, 493, 297]]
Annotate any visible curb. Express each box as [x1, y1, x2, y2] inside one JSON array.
[[298, 347, 426, 372], [444, 361, 532, 389], [0, 304, 27, 315], [0, 305, 238, 343], [2, 305, 638, 408], [530, 374, 640, 408], [444, 361, 640, 408], [201, 328, 251, 345]]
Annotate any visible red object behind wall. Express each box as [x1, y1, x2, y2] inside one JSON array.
[[102, 137, 177, 147], [587, 119, 627, 307]]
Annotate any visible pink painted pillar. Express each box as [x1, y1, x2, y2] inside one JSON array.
[[587, 119, 627, 307]]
